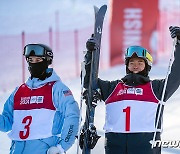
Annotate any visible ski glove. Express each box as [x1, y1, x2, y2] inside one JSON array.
[[169, 26, 180, 44], [84, 51, 92, 65], [83, 88, 102, 104], [47, 145, 65, 154], [86, 34, 99, 51], [92, 88, 102, 102]]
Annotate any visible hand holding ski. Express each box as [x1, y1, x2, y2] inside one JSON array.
[[78, 5, 107, 154]]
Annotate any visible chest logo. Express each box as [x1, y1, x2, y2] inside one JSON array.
[[20, 96, 44, 105], [117, 87, 143, 95]]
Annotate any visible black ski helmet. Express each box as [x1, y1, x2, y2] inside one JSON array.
[[23, 43, 53, 65], [125, 46, 153, 76]]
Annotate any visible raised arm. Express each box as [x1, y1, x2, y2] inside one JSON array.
[[152, 26, 180, 101]]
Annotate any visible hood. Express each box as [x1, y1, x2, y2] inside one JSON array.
[[25, 68, 61, 89]]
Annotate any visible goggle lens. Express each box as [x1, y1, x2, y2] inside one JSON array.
[[126, 46, 153, 64], [23, 44, 45, 56]]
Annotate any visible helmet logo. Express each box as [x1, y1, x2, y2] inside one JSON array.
[[47, 51, 53, 56]]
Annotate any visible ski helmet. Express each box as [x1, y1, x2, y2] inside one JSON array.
[[125, 46, 153, 75], [23, 43, 53, 65]]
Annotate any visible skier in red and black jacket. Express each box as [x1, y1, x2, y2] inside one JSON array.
[[83, 26, 180, 154]]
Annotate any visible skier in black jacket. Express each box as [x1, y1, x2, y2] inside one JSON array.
[[83, 26, 180, 154]]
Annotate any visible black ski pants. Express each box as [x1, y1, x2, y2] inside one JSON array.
[[105, 132, 161, 154]]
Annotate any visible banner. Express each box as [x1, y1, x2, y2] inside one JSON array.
[[110, 0, 159, 66]]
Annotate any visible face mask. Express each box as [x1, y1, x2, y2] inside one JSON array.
[[28, 60, 48, 79]]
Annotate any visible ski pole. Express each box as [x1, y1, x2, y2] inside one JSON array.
[[151, 37, 177, 148], [76, 61, 86, 154]]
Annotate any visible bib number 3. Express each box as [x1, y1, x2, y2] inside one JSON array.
[[19, 116, 32, 139]]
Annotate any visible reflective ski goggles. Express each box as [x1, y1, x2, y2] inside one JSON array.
[[23, 44, 46, 57], [125, 46, 153, 66]]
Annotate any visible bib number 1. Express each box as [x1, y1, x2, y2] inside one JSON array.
[[123, 106, 131, 131], [19, 116, 32, 139]]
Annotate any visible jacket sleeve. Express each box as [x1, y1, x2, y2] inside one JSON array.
[[152, 44, 180, 101], [0, 89, 17, 132], [53, 81, 80, 151], [97, 79, 120, 101]]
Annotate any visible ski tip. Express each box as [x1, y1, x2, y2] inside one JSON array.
[[101, 5, 107, 12], [93, 4, 107, 20], [94, 5, 99, 14], [102, 4, 107, 9], [94, 4, 107, 12]]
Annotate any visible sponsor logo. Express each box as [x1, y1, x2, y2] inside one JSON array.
[[20, 96, 44, 105], [117, 88, 143, 96], [65, 125, 74, 142], [20, 97, 30, 105]]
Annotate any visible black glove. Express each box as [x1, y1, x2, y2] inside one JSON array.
[[169, 26, 180, 40], [86, 34, 99, 51], [83, 88, 102, 104], [84, 51, 92, 65], [92, 88, 102, 102]]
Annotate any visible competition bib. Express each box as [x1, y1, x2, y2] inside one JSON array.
[[8, 82, 57, 140], [104, 82, 159, 133]]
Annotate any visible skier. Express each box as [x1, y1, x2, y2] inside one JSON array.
[[83, 26, 180, 154], [0, 43, 80, 154]]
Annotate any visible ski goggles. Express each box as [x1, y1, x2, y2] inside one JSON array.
[[23, 44, 46, 57], [125, 46, 153, 65]]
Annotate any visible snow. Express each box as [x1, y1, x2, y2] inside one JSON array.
[[0, 0, 180, 154]]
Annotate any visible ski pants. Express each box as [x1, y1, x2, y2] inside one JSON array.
[[105, 132, 161, 154]]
